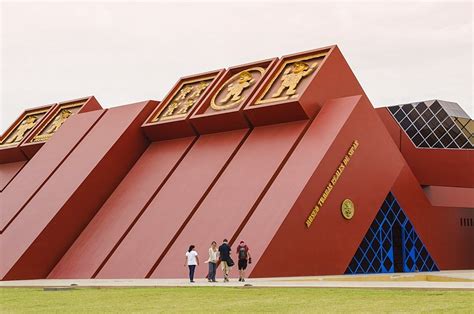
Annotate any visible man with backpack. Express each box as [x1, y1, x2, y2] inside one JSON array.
[[218, 239, 233, 282], [236, 240, 251, 282]]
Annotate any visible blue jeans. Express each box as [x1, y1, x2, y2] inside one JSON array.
[[208, 262, 217, 281], [188, 265, 196, 282]]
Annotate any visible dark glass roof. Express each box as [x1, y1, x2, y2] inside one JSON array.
[[387, 100, 473, 149]]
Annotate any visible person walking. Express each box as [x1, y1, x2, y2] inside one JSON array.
[[218, 239, 233, 282], [236, 241, 251, 282], [206, 241, 219, 282], [185, 245, 199, 283]]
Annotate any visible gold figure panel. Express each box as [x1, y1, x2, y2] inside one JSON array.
[[152, 77, 215, 122], [341, 198, 355, 220], [211, 67, 264, 111], [32, 102, 84, 143], [255, 53, 326, 105], [0, 108, 50, 147]]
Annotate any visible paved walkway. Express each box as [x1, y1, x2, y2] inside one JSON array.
[[1, 270, 472, 290]]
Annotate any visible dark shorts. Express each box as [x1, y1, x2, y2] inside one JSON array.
[[238, 259, 248, 270]]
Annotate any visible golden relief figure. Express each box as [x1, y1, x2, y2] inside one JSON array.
[[29, 102, 83, 143], [46, 109, 72, 134], [176, 99, 195, 114], [188, 81, 209, 99], [155, 78, 213, 121], [272, 61, 318, 98], [255, 53, 326, 106], [163, 101, 180, 117], [5, 115, 38, 144], [210, 67, 264, 111], [176, 85, 193, 101], [221, 71, 254, 103]]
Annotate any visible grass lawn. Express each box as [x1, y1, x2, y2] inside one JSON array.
[[1, 287, 473, 313]]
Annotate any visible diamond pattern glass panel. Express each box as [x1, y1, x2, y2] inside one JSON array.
[[387, 100, 473, 150], [345, 192, 439, 274]]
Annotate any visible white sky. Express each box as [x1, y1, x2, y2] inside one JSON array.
[[1, 1, 472, 132]]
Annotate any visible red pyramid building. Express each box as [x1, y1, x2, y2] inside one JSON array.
[[0, 45, 472, 280]]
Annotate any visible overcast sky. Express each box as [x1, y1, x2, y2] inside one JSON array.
[[1, 1, 472, 131]]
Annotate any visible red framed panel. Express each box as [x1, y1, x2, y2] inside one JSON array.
[[20, 96, 102, 158], [142, 70, 224, 141], [244, 46, 332, 125], [244, 45, 366, 126], [0, 104, 55, 163], [190, 58, 278, 134]]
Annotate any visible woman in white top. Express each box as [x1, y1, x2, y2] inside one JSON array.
[[206, 241, 219, 282], [184, 245, 199, 283]]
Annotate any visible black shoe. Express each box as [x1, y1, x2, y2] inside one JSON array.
[[190, 280, 195, 283], [242, 278, 245, 282], [238, 278, 242, 282]]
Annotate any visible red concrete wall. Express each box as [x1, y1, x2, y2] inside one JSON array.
[[377, 107, 474, 188], [48, 137, 196, 279], [392, 165, 474, 270], [376, 108, 401, 149], [400, 134, 474, 188], [0, 161, 26, 192], [96, 129, 249, 278], [0, 101, 154, 280], [236, 96, 404, 277], [423, 186, 474, 208], [0, 110, 105, 233], [151, 120, 308, 279]]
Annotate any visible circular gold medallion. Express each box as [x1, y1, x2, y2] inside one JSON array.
[[341, 199, 355, 220]]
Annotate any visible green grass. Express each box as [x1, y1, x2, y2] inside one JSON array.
[[1, 287, 473, 313]]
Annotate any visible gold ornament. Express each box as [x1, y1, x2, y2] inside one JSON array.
[[211, 67, 264, 111], [5, 115, 38, 144], [153, 77, 214, 122], [46, 109, 72, 134], [272, 61, 318, 98], [341, 199, 355, 220], [255, 52, 326, 105]]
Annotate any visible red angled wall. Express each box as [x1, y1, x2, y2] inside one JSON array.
[[0, 110, 105, 233], [238, 95, 404, 277], [96, 129, 249, 279], [48, 137, 196, 279], [0, 161, 26, 192], [1, 101, 155, 280], [151, 121, 309, 279]]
